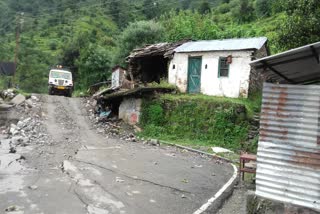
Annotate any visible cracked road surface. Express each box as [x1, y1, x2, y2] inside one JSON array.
[[0, 95, 234, 214]]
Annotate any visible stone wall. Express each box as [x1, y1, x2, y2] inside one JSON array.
[[248, 45, 269, 96]]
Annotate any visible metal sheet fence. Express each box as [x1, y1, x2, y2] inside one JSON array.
[[256, 83, 320, 211]]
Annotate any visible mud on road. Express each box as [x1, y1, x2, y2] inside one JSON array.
[[0, 95, 234, 214]]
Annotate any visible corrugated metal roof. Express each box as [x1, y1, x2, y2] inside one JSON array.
[[174, 37, 267, 53], [250, 41, 320, 84], [256, 83, 320, 211]]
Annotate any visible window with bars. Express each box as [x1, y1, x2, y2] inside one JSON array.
[[218, 57, 229, 77]]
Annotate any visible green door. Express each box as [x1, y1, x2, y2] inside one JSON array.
[[187, 57, 202, 93]]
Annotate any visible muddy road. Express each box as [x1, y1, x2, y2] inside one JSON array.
[[0, 95, 234, 214]]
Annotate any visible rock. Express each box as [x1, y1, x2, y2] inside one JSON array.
[[28, 185, 38, 190], [181, 194, 186, 198], [9, 147, 16, 153], [116, 177, 125, 183], [149, 139, 160, 146], [9, 124, 19, 135], [25, 99, 33, 108], [5, 205, 18, 212], [133, 125, 142, 133], [211, 147, 233, 154], [11, 136, 29, 146], [31, 95, 39, 102], [10, 94, 26, 106], [0, 104, 14, 110]]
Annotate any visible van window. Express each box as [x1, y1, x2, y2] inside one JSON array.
[[50, 71, 71, 80]]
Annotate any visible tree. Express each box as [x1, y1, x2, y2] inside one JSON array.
[[142, 0, 160, 19], [108, 0, 132, 28], [198, 1, 211, 14], [113, 20, 165, 65], [256, 0, 271, 17], [233, 0, 255, 23], [77, 44, 111, 89], [277, 0, 320, 51]]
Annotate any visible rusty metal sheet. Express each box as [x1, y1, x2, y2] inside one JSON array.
[[256, 83, 320, 211]]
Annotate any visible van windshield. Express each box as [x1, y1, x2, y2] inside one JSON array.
[[50, 71, 72, 80]]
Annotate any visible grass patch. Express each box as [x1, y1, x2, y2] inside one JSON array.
[[138, 93, 261, 152]]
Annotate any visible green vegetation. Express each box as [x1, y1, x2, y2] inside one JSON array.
[[0, 0, 319, 93], [139, 94, 260, 151]]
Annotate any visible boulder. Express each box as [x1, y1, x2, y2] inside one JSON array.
[[0, 104, 14, 111], [10, 94, 26, 106]]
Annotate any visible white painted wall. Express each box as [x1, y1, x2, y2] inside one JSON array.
[[168, 51, 253, 98], [112, 68, 120, 88], [112, 68, 126, 88]]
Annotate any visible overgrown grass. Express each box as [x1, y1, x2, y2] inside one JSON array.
[[147, 79, 177, 90], [160, 93, 261, 119], [73, 89, 89, 97], [138, 94, 261, 152]]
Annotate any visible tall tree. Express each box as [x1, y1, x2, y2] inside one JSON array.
[[256, 0, 271, 17], [142, 0, 159, 19], [233, 0, 255, 23], [113, 20, 165, 65], [198, 0, 211, 14], [277, 0, 320, 50]]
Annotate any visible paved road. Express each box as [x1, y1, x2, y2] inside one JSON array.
[[0, 95, 234, 214]]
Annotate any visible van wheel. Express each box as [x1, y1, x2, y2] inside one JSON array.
[[49, 89, 53, 95]]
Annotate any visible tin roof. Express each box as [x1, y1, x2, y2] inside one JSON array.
[[250, 41, 320, 84], [256, 83, 320, 211], [127, 40, 188, 61], [174, 37, 267, 53]]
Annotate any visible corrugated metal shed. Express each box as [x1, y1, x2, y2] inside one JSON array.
[[256, 83, 320, 211], [174, 37, 267, 53], [250, 41, 320, 84]]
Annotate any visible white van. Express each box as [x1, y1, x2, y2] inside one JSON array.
[[48, 69, 73, 97]]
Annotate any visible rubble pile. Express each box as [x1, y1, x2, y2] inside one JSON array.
[[0, 89, 40, 112], [84, 98, 141, 143], [0, 91, 48, 170]]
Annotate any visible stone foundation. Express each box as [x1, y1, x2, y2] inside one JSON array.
[[247, 192, 320, 214], [119, 98, 142, 125]]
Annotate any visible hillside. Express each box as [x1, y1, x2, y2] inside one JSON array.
[[0, 0, 319, 93]]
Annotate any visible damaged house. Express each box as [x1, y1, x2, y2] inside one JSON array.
[[126, 41, 187, 84], [96, 37, 269, 125], [94, 42, 185, 125], [169, 37, 269, 98]]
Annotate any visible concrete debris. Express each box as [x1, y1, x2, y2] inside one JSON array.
[[0, 93, 46, 178], [85, 98, 141, 144]]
